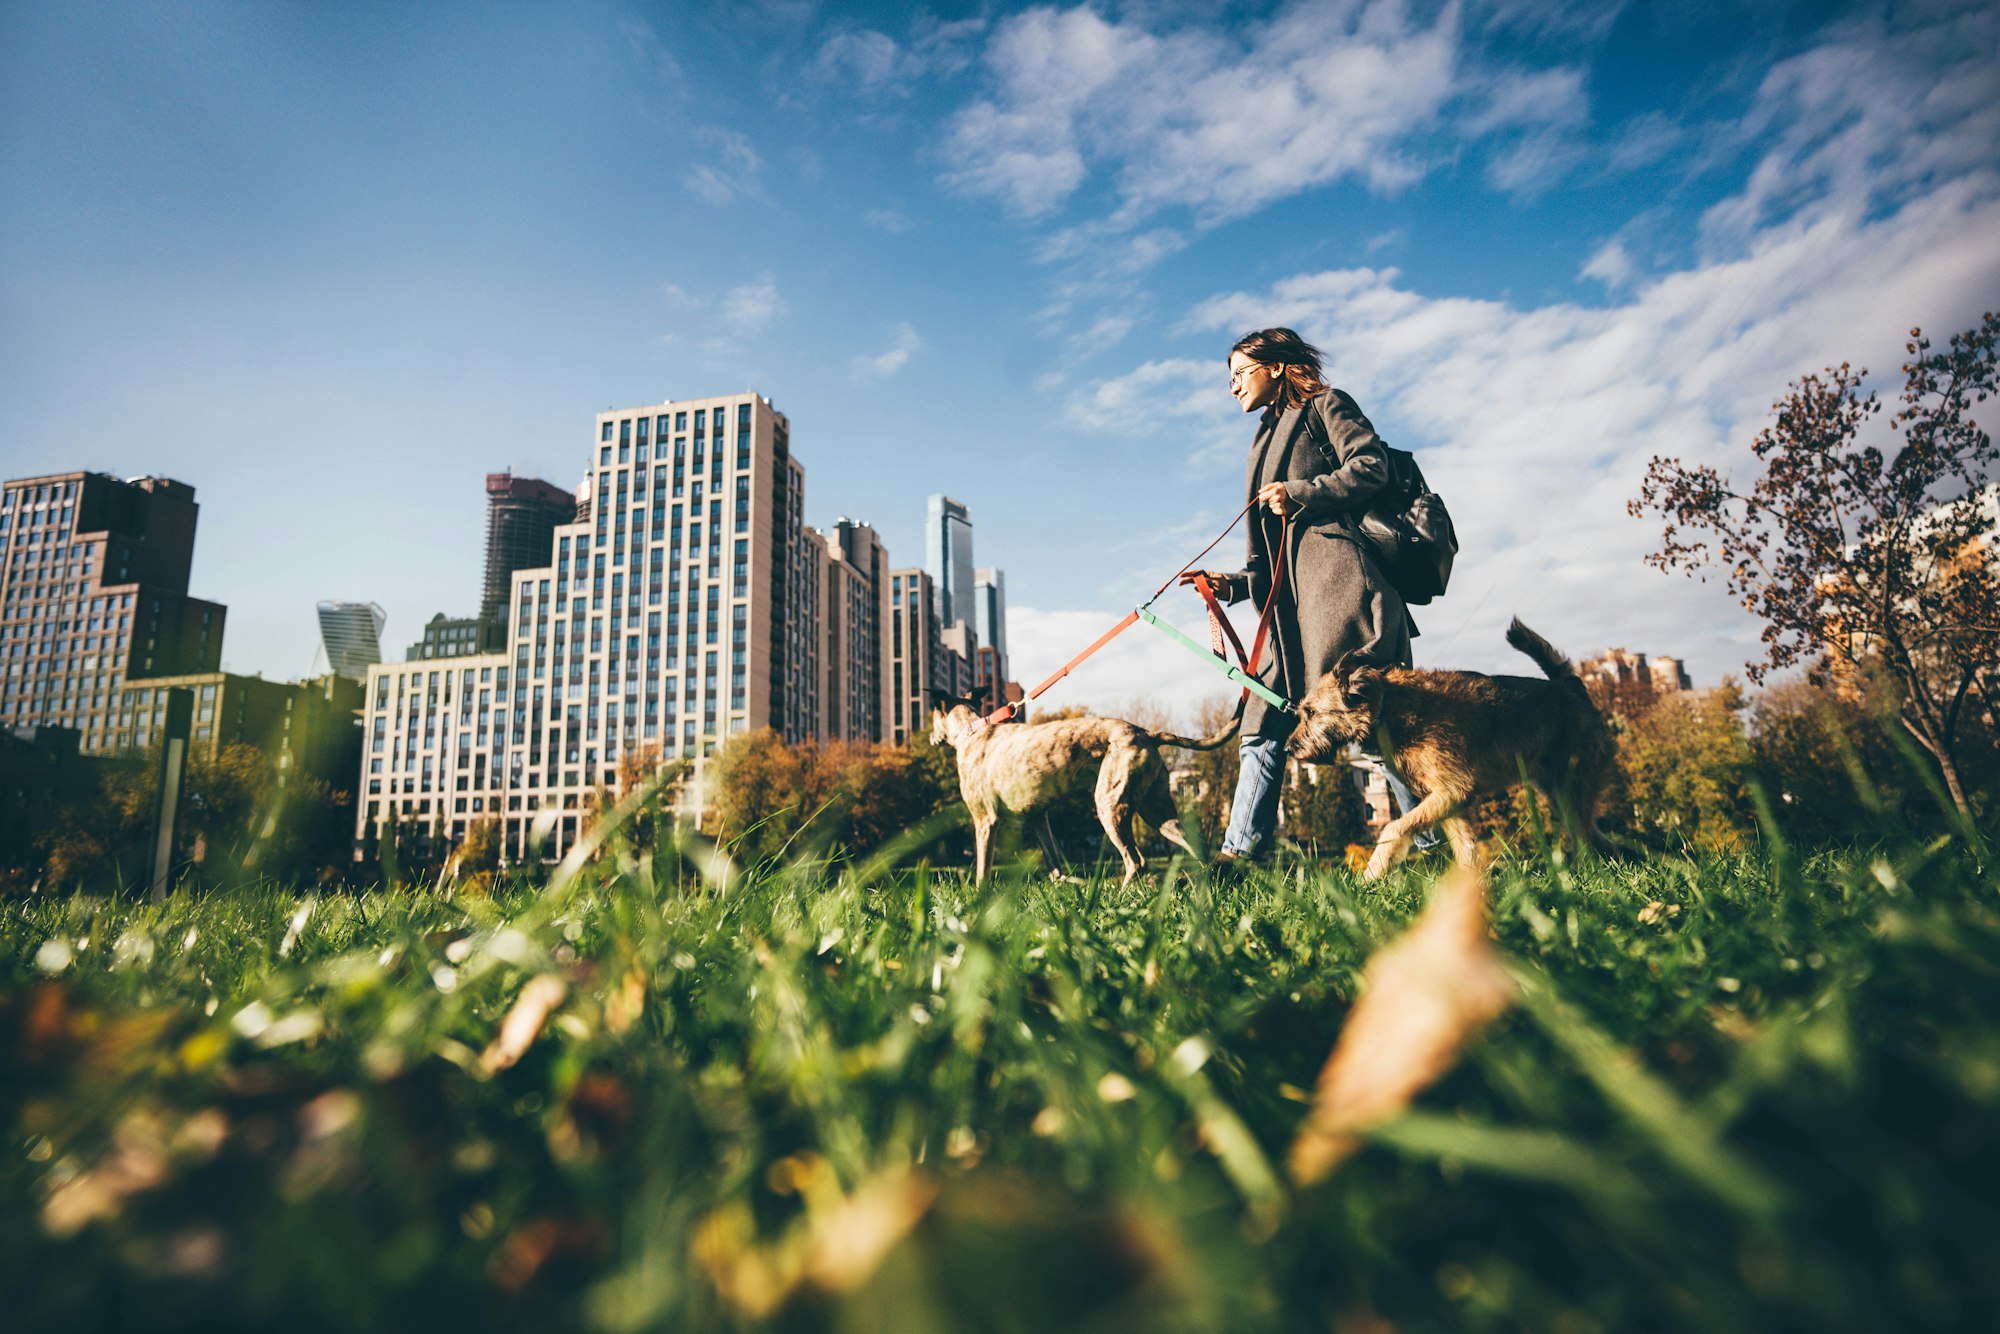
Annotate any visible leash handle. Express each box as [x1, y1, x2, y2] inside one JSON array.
[[1192, 510, 1290, 708], [975, 609, 1139, 729]]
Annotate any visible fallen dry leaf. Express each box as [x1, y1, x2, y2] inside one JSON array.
[[803, 1171, 937, 1293], [42, 1110, 172, 1238], [1290, 866, 1514, 1187], [604, 966, 646, 1035], [479, 974, 569, 1074]]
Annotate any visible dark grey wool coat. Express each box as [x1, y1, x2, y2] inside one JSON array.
[[1219, 388, 1414, 738]]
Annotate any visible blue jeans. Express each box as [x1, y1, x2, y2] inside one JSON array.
[[1221, 735, 1437, 857], [1221, 733, 1287, 856]]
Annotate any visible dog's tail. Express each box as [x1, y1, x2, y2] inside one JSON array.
[[1506, 618, 1584, 691], [1141, 710, 1242, 751]]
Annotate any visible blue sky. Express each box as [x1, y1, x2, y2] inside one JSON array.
[[4, 0, 1997, 718]]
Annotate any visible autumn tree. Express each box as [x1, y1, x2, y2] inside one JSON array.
[[582, 743, 683, 860], [1748, 675, 1912, 845], [1632, 313, 1999, 813], [1615, 682, 1757, 854]]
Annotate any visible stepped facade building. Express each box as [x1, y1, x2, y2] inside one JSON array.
[[0, 472, 225, 753], [356, 394, 818, 862]]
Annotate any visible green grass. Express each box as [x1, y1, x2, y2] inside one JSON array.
[[3, 822, 1997, 1332]]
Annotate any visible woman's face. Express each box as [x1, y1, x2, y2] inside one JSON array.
[[1228, 352, 1283, 413]]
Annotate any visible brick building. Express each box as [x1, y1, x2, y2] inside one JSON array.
[[0, 472, 225, 753]]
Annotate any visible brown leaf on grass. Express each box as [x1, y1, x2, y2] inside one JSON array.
[[694, 1171, 937, 1317], [803, 1171, 937, 1293], [604, 967, 646, 1035], [488, 1214, 610, 1294], [42, 1110, 172, 1238], [1290, 867, 1514, 1187], [479, 974, 569, 1075]]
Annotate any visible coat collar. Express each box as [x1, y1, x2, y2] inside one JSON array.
[[1248, 399, 1311, 490]]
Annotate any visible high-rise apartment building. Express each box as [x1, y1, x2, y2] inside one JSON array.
[[317, 601, 386, 682], [817, 519, 892, 743], [355, 394, 817, 863], [482, 473, 576, 624], [925, 494, 974, 632], [411, 473, 575, 663], [0, 472, 225, 753], [973, 567, 1008, 683], [887, 567, 945, 745]]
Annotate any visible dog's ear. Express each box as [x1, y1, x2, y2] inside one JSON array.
[[1342, 665, 1385, 706]]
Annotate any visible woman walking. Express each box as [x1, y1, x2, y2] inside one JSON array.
[[1186, 327, 1419, 864]]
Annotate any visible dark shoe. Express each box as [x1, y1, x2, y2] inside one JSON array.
[[1211, 849, 1264, 876]]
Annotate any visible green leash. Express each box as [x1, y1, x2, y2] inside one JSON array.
[[1133, 606, 1289, 711]]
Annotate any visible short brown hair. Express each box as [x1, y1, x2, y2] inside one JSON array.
[[1231, 327, 1328, 411]]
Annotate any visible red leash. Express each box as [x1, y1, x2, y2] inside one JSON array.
[[1188, 509, 1288, 702], [976, 501, 1291, 728]]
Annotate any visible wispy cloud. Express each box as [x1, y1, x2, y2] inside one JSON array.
[[941, 1, 1463, 225], [862, 206, 918, 233], [721, 276, 785, 336], [1464, 65, 1590, 195], [812, 29, 922, 93], [684, 129, 763, 206], [1067, 7, 2000, 686], [1579, 239, 1636, 288], [850, 322, 923, 381]]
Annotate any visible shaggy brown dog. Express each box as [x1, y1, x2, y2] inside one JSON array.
[[930, 703, 1238, 884], [1288, 619, 1613, 880]]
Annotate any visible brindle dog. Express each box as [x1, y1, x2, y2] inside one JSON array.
[[930, 703, 1238, 884], [1288, 619, 1613, 880]]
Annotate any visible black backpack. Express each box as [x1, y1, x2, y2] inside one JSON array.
[[1356, 446, 1457, 605], [1303, 406, 1458, 606]]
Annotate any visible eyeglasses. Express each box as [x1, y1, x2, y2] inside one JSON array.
[[1229, 363, 1269, 388]]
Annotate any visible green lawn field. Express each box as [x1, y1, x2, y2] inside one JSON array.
[[4, 815, 1997, 1332]]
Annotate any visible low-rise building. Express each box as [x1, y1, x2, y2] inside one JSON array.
[[115, 671, 363, 791]]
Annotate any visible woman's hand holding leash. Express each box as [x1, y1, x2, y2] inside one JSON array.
[[1255, 481, 1296, 517]]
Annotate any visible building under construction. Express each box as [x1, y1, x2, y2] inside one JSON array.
[[481, 473, 575, 625]]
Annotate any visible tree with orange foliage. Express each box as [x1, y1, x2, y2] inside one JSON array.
[[1632, 314, 1999, 814]]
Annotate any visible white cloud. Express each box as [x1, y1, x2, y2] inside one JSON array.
[[1579, 239, 1636, 288], [1062, 356, 1215, 434], [813, 29, 922, 91], [683, 129, 763, 206], [1697, 4, 1998, 255], [850, 322, 923, 381], [1462, 65, 1590, 195], [1468, 0, 1626, 43], [863, 206, 918, 232], [941, 1, 1463, 224], [1605, 110, 1682, 172], [618, 17, 687, 91], [1063, 10, 2000, 691], [721, 276, 785, 336], [941, 1, 1620, 227]]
